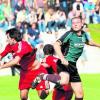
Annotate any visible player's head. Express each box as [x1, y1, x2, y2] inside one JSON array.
[[71, 16, 83, 32], [43, 44, 55, 55], [6, 28, 22, 45]]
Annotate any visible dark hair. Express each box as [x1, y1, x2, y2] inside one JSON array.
[[6, 28, 22, 42], [43, 44, 55, 55], [76, 4, 80, 10], [72, 16, 82, 21]]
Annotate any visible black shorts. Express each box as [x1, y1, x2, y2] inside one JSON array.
[[67, 61, 81, 82], [57, 61, 81, 82]]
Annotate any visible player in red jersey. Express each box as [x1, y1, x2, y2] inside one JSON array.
[[0, 28, 49, 100], [43, 44, 73, 100], [32, 44, 73, 100]]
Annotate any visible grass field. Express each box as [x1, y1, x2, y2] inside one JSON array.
[[0, 24, 100, 100], [0, 74, 100, 100], [88, 24, 100, 43]]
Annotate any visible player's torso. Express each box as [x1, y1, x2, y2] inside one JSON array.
[[65, 32, 87, 62]]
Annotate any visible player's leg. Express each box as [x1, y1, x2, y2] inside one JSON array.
[[52, 88, 65, 100], [59, 72, 69, 85], [65, 90, 73, 100], [20, 89, 29, 100], [37, 89, 49, 100], [69, 63, 84, 100], [35, 79, 50, 100], [71, 82, 84, 100], [52, 88, 73, 100], [32, 72, 70, 90]]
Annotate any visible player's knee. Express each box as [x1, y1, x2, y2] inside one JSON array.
[[75, 90, 84, 98], [59, 72, 69, 85], [20, 95, 28, 100], [39, 90, 48, 99]]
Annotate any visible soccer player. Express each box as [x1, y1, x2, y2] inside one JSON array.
[[0, 28, 49, 100], [32, 44, 73, 100], [53, 16, 100, 100], [43, 44, 73, 100]]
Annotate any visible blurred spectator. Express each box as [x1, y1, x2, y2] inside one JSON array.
[[22, 22, 31, 41], [3, 0, 15, 26], [14, 0, 25, 23], [73, 0, 84, 16], [56, 0, 68, 15], [95, 0, 100, 23], [0, 0, 7, 30], [33, 0, 44, 9], [67, 5, 76, 28], [11, 0, 18, 10], [45, 6, 57, 33], [0, 29, 7, 53], [16, 21, 23, 33], [55, 7, 67, 29], [14, 0, 25, 14], [37, 7, 46, 33], [27, 8, 37, 24], [27, 22, 43, 47], [67, 0, 74, 14], [48, 0, 55, 6], [36, 43, 44, 62], [84, 0, 98, 23], [73, 0, 84, 11], [16, 7, 27, 24]]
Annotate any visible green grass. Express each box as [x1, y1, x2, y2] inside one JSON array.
[[0, 75, 52, 100], [88, 24, 100, 43], [0, 74, 100, 100]]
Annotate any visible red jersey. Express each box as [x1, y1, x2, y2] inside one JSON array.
[[45, 55, 72, 91], [45, 55, 58, 73], [0, 41, 36, 71]]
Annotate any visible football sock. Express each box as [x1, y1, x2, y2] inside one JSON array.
[[75, 97, 83, 100], [43, 74, 61, 84]]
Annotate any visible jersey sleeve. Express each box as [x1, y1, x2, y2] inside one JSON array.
[[85, 32, 92, 41], [57, 31, 72, 45], [14, 42, 32, 59], [0, 44, 12, 57], [46, 56, 58, 73]]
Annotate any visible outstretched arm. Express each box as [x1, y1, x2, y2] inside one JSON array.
[[0, 56, 21, 69], [88, 40, 100, 48]]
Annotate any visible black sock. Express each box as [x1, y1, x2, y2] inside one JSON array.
[[39, 90, 48, 99], [75, 97, 83, 100], [43, 74, 61, 84]]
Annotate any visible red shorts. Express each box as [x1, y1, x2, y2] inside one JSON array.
[[62, 84, 72, 91], [19, 66, 47, 90], [52, 84, 73, 100]]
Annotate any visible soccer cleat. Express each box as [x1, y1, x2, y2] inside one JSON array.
[[31, 73, 44, 89]]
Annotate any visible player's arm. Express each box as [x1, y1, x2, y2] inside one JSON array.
[[54, 31, 72, 65], [88, 40, 100, 48], [85, 32, 100, 48], [53, 40, 69, 65], [0, 56, 21, 69]]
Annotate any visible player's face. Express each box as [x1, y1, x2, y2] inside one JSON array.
[[72, 18, 82, 31], [7, 34, 15, 45]]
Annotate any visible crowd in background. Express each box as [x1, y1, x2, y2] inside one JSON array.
[[0, 0, 100, 63]]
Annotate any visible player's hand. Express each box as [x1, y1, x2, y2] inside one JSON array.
[[61, 58, 69, 66]]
